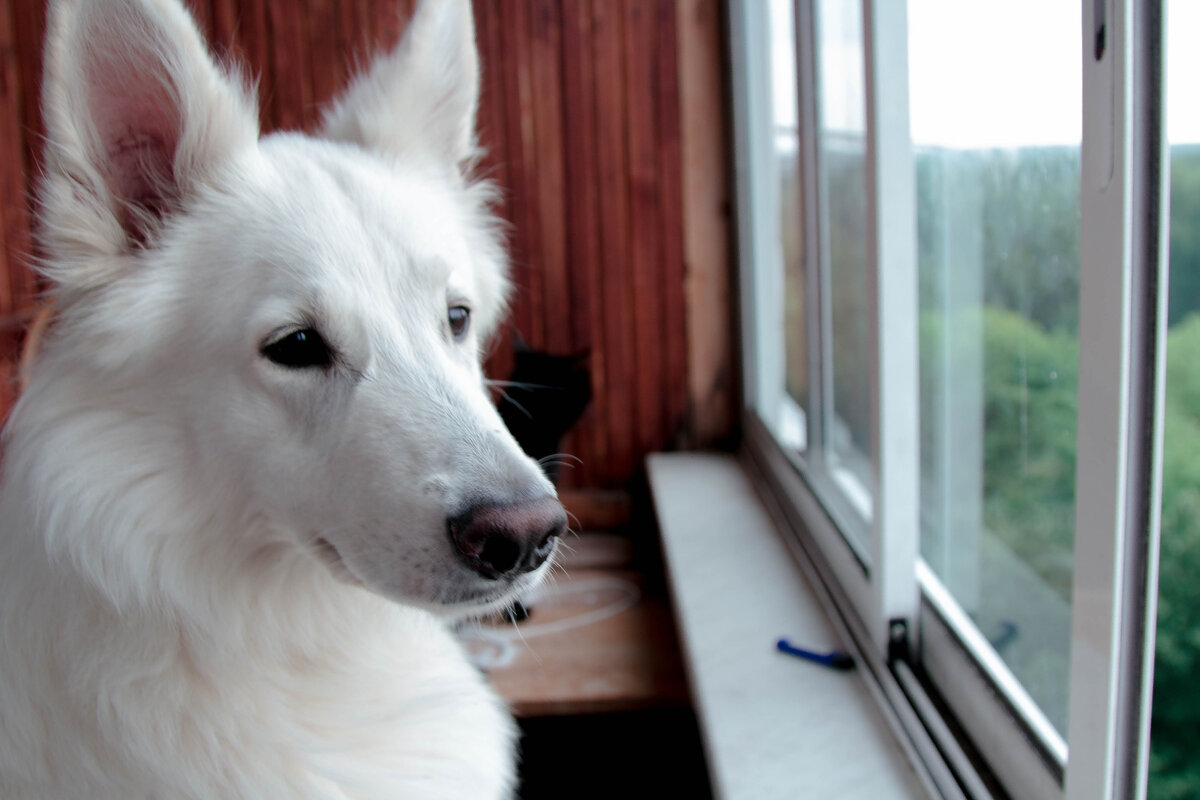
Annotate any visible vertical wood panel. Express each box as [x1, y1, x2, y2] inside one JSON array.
[[208, 0, 238, 50], [2, 0, 41, 425], [475, 1, 510, 195], [234, 0, 273, 130], [7, 0, 41, 315], [528, 0, 569, 355], [500, 1, 542, 349], [677, 0, 734, 447], [265, 0, 308, 131], [656, 0, 688, 443], [305, 0, 341, 114], [560, 0, 605, 487], [474, 1, 517, 388], [623, 0, 664, 458], [333, 0, 361, 92], [0, 322, 20, 424], [0, 1, 32, 318], [0, 1, 22, 315], [474, 1, 514, 386], [9, 0, 41, 174], [592, 0, 637, 484]]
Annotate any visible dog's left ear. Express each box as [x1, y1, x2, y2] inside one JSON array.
[[321, 0, 480, 172]]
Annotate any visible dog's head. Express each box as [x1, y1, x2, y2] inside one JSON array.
[[31, 0, 564, 615]]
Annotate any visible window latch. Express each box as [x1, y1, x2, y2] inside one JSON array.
[[887, 618, 911, 666]]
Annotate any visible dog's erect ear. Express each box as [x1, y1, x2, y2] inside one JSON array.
[[321, 0, 480, 171], [39, 0, 258, 268]]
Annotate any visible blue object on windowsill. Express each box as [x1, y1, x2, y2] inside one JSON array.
[[776, 638, 856, 672]]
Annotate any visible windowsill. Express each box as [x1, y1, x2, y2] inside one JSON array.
[[647, 452, 930, 800]]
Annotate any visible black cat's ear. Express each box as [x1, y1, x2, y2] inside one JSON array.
[[511, 335, 531, 354]]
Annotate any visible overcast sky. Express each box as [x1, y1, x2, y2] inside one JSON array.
[[770, 0, 1199, 147]]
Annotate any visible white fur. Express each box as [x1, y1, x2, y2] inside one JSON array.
[[0, 1, 556, 797]]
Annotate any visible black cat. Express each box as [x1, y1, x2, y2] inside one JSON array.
[[496, 342, 592, 484]]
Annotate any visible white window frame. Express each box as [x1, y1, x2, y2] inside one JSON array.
[[729, 1, 1169, 798], [1066, 0, 1168, 797]]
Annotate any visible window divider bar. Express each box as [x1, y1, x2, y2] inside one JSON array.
[[795, 0, 831, 464], [728, 0, 783, 421], [863, 0, 921, 652], [1114, 0, 1168, 796]]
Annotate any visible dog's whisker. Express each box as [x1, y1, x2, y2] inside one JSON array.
[[538, 452, 583, 466], [539, 462, 577, 474], [504, 609, 544, 666], [484, 379, 558, 391], [496, 392, 533, 419], [545, 560, 570, 584]]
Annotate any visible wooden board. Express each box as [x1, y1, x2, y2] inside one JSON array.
[[469, 533, 691, 717]]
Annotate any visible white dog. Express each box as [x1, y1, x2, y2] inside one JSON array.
[[0, 0, 565, 796]]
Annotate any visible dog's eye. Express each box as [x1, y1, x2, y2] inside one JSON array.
[[262, 328, 333, 369], [448, 306, 471, 340]]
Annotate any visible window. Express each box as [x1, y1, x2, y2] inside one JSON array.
[[731, 1, 1172, 798], [911, 0, 1080, 741], [1148, 4, 1200, 797], [814, 0, 874, 532], [761, 0, 808, 454]]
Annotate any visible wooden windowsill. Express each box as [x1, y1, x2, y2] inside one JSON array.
[[466, 532, 691, 718]]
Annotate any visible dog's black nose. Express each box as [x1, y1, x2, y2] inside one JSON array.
[[447, 496, 566, 579]]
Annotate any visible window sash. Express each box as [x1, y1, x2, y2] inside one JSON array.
[[730, 1, 1169, 798], [861, 0, 921, 655], [1065, 1, 1168, 797]]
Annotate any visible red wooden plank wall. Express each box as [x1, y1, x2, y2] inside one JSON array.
[[0, 0, 732, 493]]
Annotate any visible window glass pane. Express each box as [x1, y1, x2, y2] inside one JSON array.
[[815, 0, 872, 521], [771, 0, 807, 452], [1150, 2, 1200, 795], [910, 0, 1080, 735]]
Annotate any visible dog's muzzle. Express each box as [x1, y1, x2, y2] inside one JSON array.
[[447, 496, 566, 580]]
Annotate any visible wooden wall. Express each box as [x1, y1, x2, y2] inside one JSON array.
[[0, 0, 733, 497]]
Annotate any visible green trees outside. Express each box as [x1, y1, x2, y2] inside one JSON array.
[[913, 145, 1198, 798], [1168, 147, 1200, 327], [1149, 313, 1200, 798], [916, 145, 1081, 619], [918, 307, 1078, 599]]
